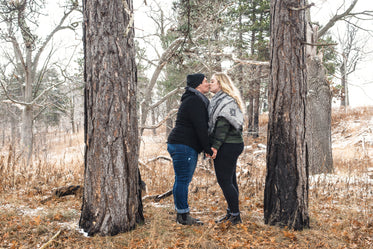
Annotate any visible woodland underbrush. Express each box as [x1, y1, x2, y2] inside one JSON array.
[[0, 106, 372, 248]]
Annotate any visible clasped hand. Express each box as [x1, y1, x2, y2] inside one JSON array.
[[205, 147, 217, 160]]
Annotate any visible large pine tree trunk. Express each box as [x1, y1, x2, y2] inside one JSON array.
[[264, 0, 309, 230], [79, 0, 143, 236]]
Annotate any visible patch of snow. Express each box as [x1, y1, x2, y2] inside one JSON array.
[[150, 202, 172, 209], [58, 219, 80, 231], [21, 206, 45, 216], [0, 204, 45, 217], [257, 144, 266, 149], [78, 228, 89, 237], [253, 149, 266, 156], [0, 204, 14, 210], [310, 173, 373, 185]]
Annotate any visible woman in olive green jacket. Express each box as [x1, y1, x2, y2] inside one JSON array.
[[208, 72, 245, 225]]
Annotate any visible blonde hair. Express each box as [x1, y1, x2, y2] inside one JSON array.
[[212, 72, 245, 113]]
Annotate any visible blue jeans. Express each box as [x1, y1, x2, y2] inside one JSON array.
[[167, 143, 198, 214]]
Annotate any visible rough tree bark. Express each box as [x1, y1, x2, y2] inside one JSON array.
[[264, 0, 309, 230], [79, 0, 144, 236]]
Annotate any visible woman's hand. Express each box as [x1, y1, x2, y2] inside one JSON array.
[[205, 147, 217, 159], [211, 147, 217, 159]]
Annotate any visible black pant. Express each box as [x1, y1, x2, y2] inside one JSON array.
[[213, 142, 244, 214]]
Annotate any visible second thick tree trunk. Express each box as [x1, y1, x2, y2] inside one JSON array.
[[264, 0, 309, 230], [79, 0, 143, 236]]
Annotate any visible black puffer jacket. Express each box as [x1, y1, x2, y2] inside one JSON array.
[[167, 89, 213, 155]]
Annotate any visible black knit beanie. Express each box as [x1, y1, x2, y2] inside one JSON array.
[[187, 73, 205, 89]]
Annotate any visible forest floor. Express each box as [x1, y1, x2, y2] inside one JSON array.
[[0, 107, 372, 249]]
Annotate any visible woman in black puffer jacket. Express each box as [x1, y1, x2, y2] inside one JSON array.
[[167, 73, 213, 225]]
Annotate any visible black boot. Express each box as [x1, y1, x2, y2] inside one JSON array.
[[227, 214, 242, 225], [215, 209, 231, 223], [176, 213, 203, 226]]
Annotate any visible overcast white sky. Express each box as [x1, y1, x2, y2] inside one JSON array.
[[134, 0, 373, 107], [35, 0, 373, 107], [311, 0, 373, 107]]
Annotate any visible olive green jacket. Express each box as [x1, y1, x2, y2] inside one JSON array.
[[209, 117, 243, 150]]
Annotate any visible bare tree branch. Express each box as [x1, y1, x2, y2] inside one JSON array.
[[0, 78, 65, 108], [210, 52, 270, 66], [140, 108, 178, 129], [0, 80, 28, 107], [140, 36, 185, 129], [302, 41, 338, 47], [34, 45, 56, 97], [318, 0, 358, 38], [32, 7, 78, 77], [7, 28, 26, 70], [149, 87, 184, 110]]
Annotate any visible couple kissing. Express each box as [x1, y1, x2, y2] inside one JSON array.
[[167, 72, 244, 226]]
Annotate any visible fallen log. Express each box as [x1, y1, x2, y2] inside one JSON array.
[[142, 189, 173, 202], [41, 177, 146, 204], [53, 185, 83, 197], [147, 156, 171, 162], [40, 185, 83, 204]]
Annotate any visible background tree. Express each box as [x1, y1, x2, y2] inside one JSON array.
[[0, 63, 23, 145], [304, 8, 334, 175], [305, 45, 334, 175], [227, 0, 270, 138], [311, 0, 373, 108], [143, 2, 184, 137], [136, 0, 232, 136], [133, 0, 372, 146], [264, 0, 309, 230], [336, 22, 369, 107], [79, 0, 143, 236], [304, 0, 372, 175], [0, 0, 79, 163], [55, 53, 85, 134]]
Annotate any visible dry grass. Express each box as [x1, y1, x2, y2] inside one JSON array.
[[0, 107, 372, 248], [331, 106, 373, 126]]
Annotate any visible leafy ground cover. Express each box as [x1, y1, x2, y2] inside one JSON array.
[[0, 107, 372, 248]]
